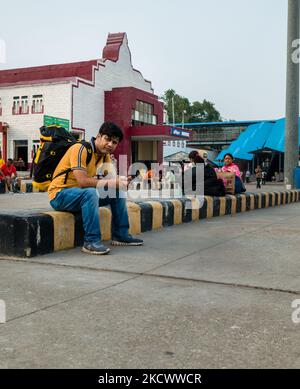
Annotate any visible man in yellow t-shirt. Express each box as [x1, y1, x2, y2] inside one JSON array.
[[49, 121, 143, 255]]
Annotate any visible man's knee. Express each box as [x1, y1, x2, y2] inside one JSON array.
[[83, 187, 98, 202]]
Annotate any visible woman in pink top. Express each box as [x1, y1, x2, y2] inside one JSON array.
[[221, 153, 241, 177], [216, 153, 244, 194]]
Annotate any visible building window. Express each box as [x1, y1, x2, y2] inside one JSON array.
[[21, 96, 29, 114], [132, 100, 157, 125], [177, 141, 180, 147], [12, 97, 20, 115], [12, 96, 29, 115], [172, 141, 176, 147], [32, 95, 44, 114], [0, 98, 2, 116]]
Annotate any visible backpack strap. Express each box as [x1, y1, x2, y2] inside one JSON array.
[[80, 140, 93, 166], [53, 141, 93, 184]]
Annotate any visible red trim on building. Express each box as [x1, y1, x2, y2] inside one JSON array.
[[0, 77, 78, 88], [0, 60, 99, 85], [104, 87, 175, 165], [130, 125, 190, 140], [102, 33, 126, 62]]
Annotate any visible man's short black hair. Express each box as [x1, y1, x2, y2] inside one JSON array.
[[99, 121, 123, 142], [8, 158, 13, 163]]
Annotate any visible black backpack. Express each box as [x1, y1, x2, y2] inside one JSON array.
[[32, 125, 93, 191]]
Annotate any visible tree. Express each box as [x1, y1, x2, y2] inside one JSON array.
[[161, 89, 222, 124]]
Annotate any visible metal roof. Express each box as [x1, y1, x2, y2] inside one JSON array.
[[215, 118, 300, 162], [172, 120, 271, 128]]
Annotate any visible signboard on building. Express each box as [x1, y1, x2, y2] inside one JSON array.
[[170, 128, 190, 138], [43, 115, 70, 130]]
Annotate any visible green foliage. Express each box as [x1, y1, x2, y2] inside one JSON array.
[[161, 89, 222, 124]]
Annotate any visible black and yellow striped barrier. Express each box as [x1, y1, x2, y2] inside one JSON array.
[[0, 190, 299, 258], [20, 181, 43, 193]]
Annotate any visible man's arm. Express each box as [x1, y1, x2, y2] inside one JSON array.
[[73, 169, 128, 189]]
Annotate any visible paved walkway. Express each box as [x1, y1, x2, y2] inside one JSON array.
[[0, 202, 300, 368]]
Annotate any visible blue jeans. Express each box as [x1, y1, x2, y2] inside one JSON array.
[[50, 187, 130, 243]]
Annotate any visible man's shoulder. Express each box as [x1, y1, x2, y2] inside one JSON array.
[[67, 142, 90, 157]]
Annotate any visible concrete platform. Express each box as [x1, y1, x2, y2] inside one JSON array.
[[0, 204, 300, 368]]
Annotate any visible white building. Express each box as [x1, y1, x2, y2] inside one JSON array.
[[1, 33, 186, 168]]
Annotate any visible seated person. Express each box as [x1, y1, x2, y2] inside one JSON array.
[[220, 153, 241, 176], [188, 151, 225, 197], [218, 153, 245, 194], [0, 159, 21, 192]]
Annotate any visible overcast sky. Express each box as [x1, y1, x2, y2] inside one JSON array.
[[0, 0, 288, 121]]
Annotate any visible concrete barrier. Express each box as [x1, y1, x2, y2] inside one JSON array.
[[20, 181, 42, 193], [0, 190, 299, 258]]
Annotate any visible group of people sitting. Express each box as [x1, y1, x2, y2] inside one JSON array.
[[128, 151, 245, 197], [0, 156, 21, 193], [187, 150, 245, 196]]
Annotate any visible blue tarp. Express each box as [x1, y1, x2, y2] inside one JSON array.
[[243, 121, 274, 153], [215, 117, 300, 162], [263, 118, 300, 152]]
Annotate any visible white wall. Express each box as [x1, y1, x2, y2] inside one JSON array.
[[72, 35, 154, 140], [0, 82, 72, 161], [0, 34, 156, 162]]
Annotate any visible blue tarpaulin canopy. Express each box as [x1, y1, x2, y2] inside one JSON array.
[[263, 118, 300, 152], [215, 118, 300, 162]]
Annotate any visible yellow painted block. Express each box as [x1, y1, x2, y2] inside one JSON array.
[[191, 197, 200, 221], [204, 196, 213, 219], [127, 202, 141, 235], [250, 194, 255, 210], [44, 211, 75, 251], [264, 193, 269, 208], [219, 197, 226, 216], [257, 193, 262, 209], [99, 207, 112, 241], [227, 195, 236, 214], [283, 192, 287, 204], [240, 194, 246, 212], [147, 201, 163, 230], [170, 200, 182, 224]]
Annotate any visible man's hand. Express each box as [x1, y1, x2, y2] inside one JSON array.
[[106, 176, 128, 190]]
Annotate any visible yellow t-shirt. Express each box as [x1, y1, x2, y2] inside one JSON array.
[[0, 158, 5, 168], [48, 143, 111, 201]]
